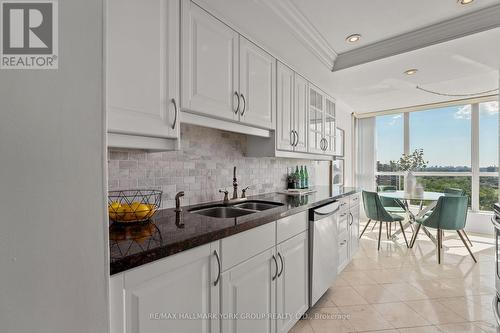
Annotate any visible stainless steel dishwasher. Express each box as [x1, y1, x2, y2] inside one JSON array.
[[309, 200, 340, 307]]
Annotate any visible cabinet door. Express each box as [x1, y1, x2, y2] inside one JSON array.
[[221, 248, 276, 333], [107, 0, 179, 139], [276, 62, 295, 151], [276, 232, 308, 333], [294, 74, 308, 152], [181, 1, 239, 121], [324, 96, 336, 155], [350, 206, 360, 258], [308, 85, 325, 154], [122, 243, 220, 333], [239, 37, 275, 129]]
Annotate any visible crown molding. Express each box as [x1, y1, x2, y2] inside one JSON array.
[[257, 0, 337, 70], [333, 3, 500, 71]]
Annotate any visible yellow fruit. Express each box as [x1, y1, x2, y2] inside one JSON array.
[[108, 201, 122, 221], [115, 204, 134, 221], [134, 204, 151, 219]]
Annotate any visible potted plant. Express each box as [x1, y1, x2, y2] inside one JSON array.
[[390, 149, 428, 196]]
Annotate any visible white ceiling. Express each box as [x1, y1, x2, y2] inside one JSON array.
[[331, 28, 500, 113], [290, 0, 500, 53]]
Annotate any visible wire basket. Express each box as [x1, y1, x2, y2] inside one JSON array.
[[108, 189, 162, 223]]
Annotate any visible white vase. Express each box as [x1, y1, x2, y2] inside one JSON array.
[[405, 171, 417, 196]]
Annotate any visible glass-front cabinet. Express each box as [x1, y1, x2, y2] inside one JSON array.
[[308, 85, 335, 155]]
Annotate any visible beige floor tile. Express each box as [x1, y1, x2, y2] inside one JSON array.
[[352, 284, 401, 304], [381, 283, 429, 301], [289, 229, 497, 333], [341, 270, 379, 285], [288, 318, 314, 333], [405, 299, 468, 325], [437, 322, 490, 333], [306, 307, 356, 333], [473, 321, 499, 333], [398, 326, 441, 333], [327, 286, 369, 306], [438, 296, 497, 324], [371, 302, 431, 328], [338, 304, 394, 332]]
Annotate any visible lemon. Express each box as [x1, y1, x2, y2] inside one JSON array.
[[134, 204, 151, 219]]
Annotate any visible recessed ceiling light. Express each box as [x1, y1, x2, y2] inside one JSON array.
[[346, 34, 361, 43], [458, 0, 474, 4], [404, 69, 418, 75]]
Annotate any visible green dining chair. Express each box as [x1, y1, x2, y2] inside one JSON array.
[[424, 187, 472, 247], [377, 185, 406, 214], [444, 188, 465, 196], [361, 190, 408, 250], [409, 195, 476, 264]]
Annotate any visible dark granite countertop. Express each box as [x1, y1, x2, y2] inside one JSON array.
[[109, 186, 359, 275]]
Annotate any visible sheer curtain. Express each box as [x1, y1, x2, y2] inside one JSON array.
[[356, 117, 376, 192]]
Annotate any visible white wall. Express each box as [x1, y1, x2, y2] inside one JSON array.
[[0, 1, 108, 332]]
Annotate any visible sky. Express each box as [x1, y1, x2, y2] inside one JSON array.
[[376, 102, 498, 168]]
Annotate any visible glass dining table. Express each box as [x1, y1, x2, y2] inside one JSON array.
[[378, 190, 445, 245]]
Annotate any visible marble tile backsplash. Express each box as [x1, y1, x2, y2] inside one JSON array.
[[108, 124, 316, 208]]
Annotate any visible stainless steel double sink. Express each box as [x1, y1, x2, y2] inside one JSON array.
[[188, 200, 283, 218]]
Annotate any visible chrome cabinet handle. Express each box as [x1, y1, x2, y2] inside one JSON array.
[[233, 92, 240, 114], [293, 130, 299, 147], [324, 139, 329, 151], [277, 252, 284, 277], [240, 94, 246, 116], [290, 130, 294, 146], [319, 138, 324, 150], [349, 212, 354, 226], [213, 250, 221, 286], [340, 240, 347, 246], [171, 98, 178, 130], [492, 295, 500, 326], [272, 255, 278, 281]]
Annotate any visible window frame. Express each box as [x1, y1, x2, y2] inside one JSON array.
[[374, 97, 499, 212]]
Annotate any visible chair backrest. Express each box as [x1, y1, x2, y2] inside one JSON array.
[[362, 190, 395, 222], [377, 185, 396, 192], [444, 188, 465, 196], [422, 195, 468, 230], [377, 185, 402, 208]]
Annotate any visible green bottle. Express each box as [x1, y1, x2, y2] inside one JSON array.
[[295, 166, 300, 188], [304, 166, 309, 188], [299, 166, 305, 189]]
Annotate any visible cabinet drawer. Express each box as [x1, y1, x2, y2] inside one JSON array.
[[221, 222, 276, 271], [350, 193, 360, 207], [339, 197, 349, 212], [277, 211, 308, 244], [338, 211, 349, 235]]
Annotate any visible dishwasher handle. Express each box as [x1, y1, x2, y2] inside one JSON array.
[[312, 201, 340, 219]]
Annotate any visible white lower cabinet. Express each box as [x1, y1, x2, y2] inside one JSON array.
[[109, 211, 315, 333], [110, 242, 220, 333], [276, 231, 308, 333], [221, 248, 277, 333], [337, 194, 361, 273]]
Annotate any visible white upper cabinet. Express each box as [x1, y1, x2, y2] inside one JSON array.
[[181, 1, 239, 122], [107, 0, 179, 149], [276, 62, 309, 153], [239, 38, 276, 129], [276, 62, 294, 151], [324, 96, 336, 155], [308, 85, 336, 155], [308, 85, 325, 154], [294, 74, 309, 153]]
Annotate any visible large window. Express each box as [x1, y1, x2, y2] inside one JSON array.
[[376, 114, 403, 172], [410, 106, 471, 172], [375, 99, 499, 212]]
